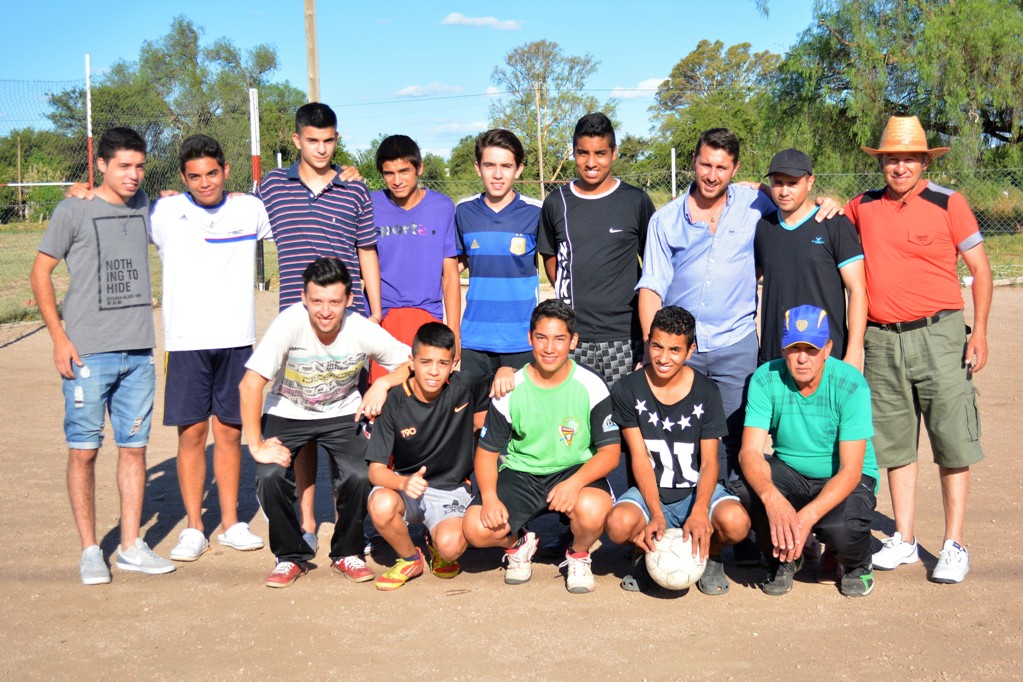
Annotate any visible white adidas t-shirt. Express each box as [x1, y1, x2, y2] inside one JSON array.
[[246, 304, 411, 420], [150, 193, 272, 351]]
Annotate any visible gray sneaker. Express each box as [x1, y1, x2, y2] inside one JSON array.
[[762, 557, 803, 596], [115, 538, 176, 575], [80, 545, 111, 585]]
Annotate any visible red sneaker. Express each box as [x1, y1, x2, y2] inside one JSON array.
[[264, 561, 307, 588], [332, 554, 375, 582]]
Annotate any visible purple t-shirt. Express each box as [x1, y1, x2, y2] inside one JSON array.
[[372, 188, 457, 319]]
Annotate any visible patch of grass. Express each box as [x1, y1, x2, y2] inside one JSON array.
[[4, 221, 1020, 325], [963, 232, 1023, 281], [1, 223, 163, 325]]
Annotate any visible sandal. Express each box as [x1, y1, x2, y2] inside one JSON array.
[[697, 555, 730, 595]]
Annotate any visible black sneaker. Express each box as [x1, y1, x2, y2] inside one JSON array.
[[840, 564, 875, 597], [761, 557, 803, 596]]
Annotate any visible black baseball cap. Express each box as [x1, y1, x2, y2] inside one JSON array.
[[765, 148, 813, 178]]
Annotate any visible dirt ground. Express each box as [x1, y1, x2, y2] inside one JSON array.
[[1, 287, 1021, 681]]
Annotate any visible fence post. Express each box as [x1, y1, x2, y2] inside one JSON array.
[[85, 54, 94, 188], [671, 147, 677, 199], [248, 88, 265, 291]]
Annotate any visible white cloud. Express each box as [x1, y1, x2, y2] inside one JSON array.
[[394, 82, 465, 98], [439, 12, 522, 30], [485, 86, 502, 97], [430, 120, 488, 134], [610, 77, 668, 100]]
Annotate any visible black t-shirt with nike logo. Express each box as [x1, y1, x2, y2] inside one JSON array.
[[538, 180, 655, 342], [366, 372, 488, 492]]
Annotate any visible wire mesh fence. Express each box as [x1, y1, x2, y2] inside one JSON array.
[[2, 79, 1021, 325]]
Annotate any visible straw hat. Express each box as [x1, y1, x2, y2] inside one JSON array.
[[861, 115, 950, 158]]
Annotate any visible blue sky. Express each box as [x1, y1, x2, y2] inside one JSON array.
[[2, 1, 815, 157]]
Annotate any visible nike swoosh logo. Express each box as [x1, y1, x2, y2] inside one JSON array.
[[609, 228, 623, 233], [453, 402, 469, 413]]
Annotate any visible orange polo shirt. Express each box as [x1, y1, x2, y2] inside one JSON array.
[[845, 181, 982, 324]]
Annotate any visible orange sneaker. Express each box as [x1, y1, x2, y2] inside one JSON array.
[[375, 549, 426, 591]]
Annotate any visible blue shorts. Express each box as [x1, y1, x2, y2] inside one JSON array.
[[615, 484, 738, 527], [163, 347, 251, 426], [62, 350, 155, 449]]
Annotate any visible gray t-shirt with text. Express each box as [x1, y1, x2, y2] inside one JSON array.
[[38, 194, 155, 355]]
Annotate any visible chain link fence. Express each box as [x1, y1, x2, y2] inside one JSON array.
[[3, 79, 1021, 325]]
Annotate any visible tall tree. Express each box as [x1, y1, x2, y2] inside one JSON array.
[[773, 0, 1023, 168], [45, 16, 309, 193], [446, 134, 479, 181], [650, 40, 780, 173], [489, 40, 614, 193]]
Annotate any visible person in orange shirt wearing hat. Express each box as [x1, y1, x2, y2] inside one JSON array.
[[844, 116, 992, 584]]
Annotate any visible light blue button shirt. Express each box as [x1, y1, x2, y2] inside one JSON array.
[[637, 183, 775, 352]]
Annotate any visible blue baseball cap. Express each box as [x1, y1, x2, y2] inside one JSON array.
[[782, 305, 830, 350]]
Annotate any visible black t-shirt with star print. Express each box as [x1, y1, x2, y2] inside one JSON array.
[[610, 367, 728, 503]]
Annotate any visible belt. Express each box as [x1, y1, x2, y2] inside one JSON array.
[[867, 309, 958, 333]]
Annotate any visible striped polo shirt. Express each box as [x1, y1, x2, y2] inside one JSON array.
[[257, 163, 375, 312], [455, 192, 541, 353]]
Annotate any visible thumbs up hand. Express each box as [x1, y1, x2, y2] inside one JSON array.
[[402, 466, 429, 499]]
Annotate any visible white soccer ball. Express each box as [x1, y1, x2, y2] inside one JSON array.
[[645, 528, 707, 590]]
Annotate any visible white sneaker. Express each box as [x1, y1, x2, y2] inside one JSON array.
[[559, 550, 596, 594], [873, 532, 919, 570], [115, 539, 176, 575], [931, 540, 969, 584], [170, 528, 209, 562], [79, 545, 111, 585], [217, 522, 265, 551], [502, 531, 538, 585]]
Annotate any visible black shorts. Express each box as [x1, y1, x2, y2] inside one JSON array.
[[460, 348, 533, 388], [163, 346, 252, 427], [469, 463, 612, 535]]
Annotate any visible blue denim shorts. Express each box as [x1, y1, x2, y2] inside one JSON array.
[[62, 350, 155, 449], [616, 483, 739, 527]]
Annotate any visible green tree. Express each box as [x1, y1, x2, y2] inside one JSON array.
[[650, 40, 780, 174], [446, 134, 479, 180], [0, 128, 77, 221], [773, 0, 1023, 169], [46, 16, 309, 193], [421, 152, 447, 185], [489, 40, 616, 193], [352, 133, 388, 188]]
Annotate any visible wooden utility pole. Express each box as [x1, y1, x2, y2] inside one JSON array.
[[304, 0, 320, 102]]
